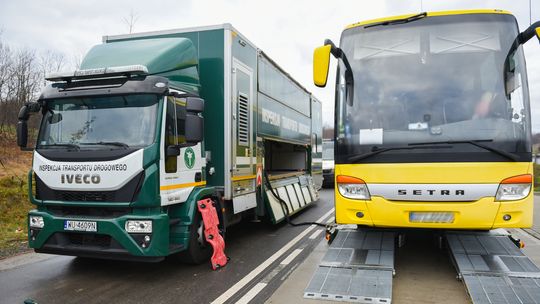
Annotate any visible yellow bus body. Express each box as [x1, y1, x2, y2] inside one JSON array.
[[335, 162, 533, 229]]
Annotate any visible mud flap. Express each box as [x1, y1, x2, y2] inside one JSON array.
[[197, 199, 228, 270]]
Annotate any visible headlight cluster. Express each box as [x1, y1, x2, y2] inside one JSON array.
[[125, 220, 153, 233], [337, 175, 370, 200], [495, 174, 532, 201], [29, 216, 44, 228]]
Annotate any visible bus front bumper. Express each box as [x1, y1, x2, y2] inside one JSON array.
[[335, 193, 533, 229]]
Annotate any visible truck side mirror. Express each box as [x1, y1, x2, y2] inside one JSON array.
[[313, 45, 331, 87], [166, 145, 181, 157], [17, 120, 28, 148], [184, 113, 204, 144], [186, 97, 204, 113], [16, 102, 40, 150]]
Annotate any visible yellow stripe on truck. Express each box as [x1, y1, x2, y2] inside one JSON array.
[[160, 181, 206, 191]]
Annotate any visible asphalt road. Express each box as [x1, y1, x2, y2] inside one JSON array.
[[0, 190, 335, 304]]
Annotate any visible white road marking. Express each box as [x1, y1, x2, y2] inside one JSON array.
[[280, 248, 303, 265], [234, 283, 267, 304], [309, 229, 323, 240], [211, 208, 335, 304]]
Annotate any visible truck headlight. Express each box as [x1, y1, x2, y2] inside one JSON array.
[[29, 216, 44, 228], [495, 174, 532, 201], [337, 175, 370, 200], [125, 220, 152, 233]]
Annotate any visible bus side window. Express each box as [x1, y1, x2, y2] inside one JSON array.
[[165, 97, 178, 173]]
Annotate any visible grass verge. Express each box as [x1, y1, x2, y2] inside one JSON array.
[[0, 175, 34, 259]]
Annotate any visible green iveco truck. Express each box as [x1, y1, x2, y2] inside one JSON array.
[[17, 24, 323, 263]]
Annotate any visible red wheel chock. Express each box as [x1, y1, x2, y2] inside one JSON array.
[[197, 199, 228, 270]]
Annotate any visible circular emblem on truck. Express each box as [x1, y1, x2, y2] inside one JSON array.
[[184, 147, 196, 169]]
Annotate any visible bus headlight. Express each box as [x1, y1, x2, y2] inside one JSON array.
[[337, 175, 370, 200], [125, 220, 153, 233], [495, 174, 532, 201]]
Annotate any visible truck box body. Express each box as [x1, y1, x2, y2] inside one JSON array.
[[26, 24, 322, 261]]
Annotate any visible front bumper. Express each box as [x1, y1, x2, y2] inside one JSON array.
[[28, 210, 176, 260], [335, 192, 534, 229]]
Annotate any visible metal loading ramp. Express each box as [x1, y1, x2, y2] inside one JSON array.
[[446, 230, 540, 304], [304, 229, 395, 303]]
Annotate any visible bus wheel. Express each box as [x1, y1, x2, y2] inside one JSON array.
[[179, 208, 213, 264]]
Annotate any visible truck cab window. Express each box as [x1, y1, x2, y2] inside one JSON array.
[[165, 97, 178, 173]]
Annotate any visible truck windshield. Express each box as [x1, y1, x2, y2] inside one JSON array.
[[336, 13, 531, 163], [37, 94, 159, 150]]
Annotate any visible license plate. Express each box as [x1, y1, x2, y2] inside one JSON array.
[[64, 220, 97, 232], [409, 212, 455, 223]]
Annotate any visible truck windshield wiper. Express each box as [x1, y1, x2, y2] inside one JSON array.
[[348, 144, 451, 163], [38, 143, 80, 150], [80, 141, 130, 149], [365, 12, 427, 28], [408, 140, 519, 162]]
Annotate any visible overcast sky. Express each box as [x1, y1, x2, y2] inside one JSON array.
[[1, 0, 539, 130]]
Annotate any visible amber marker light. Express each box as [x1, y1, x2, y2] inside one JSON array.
[[495, 174, 532, 201]]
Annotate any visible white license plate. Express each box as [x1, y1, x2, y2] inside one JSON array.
[[64, 220, 97, 232], [409, 212, 454, 223]]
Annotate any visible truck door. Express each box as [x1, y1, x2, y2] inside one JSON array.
[[311, 98, 323, 190], [231, 58, 256, 212], [159, 96, 204, 206]]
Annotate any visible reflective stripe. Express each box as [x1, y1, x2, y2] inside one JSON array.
[[232, 175, 256, 182], [160, 181, 206, 191]]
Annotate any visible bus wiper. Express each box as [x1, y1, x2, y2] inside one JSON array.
[[80, 141, 130, 149], [348, 144, 451, 163], [408, 140, 519, 162], [39, 143, 80, 150], [365, 12, 427, 28]]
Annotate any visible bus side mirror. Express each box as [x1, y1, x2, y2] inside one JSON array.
[[536, 27, 540, 41], [313, 45, 332, 87]]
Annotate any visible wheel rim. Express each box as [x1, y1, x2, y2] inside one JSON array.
[[196, 219, 206, 248]]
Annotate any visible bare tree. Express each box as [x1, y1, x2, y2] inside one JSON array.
[[123, 10, 139, 34], [38, 50, 65, 87]]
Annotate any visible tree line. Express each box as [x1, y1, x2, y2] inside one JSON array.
[[0, 34, 67, 135]]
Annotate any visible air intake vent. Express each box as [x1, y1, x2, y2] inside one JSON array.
[[238, 92, 250, 146]]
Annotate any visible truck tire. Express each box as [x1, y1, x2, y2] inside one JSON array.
[[179, 206, 213, 264]]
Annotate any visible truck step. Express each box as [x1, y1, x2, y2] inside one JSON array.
[[446, 230, 540, 304], [304, 228, 395, 303]]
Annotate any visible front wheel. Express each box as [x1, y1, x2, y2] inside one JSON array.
[[179, 207, 213, 264]]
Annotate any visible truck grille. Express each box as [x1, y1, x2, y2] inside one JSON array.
[[47, 206, 130, 218], [56, 191, 116, 202]]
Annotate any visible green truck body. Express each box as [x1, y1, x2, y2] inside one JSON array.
[[23, 24, 322, 262]]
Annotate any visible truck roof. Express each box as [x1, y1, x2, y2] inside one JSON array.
[[346, 9, 512, 29], [103, 23, 314, 98]]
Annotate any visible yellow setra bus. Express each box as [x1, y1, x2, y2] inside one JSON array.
[[313, 10, 540, 229]]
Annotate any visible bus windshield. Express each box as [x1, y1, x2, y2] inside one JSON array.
[[336, 13, 531, 163], [37, 94, 159, 150]]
